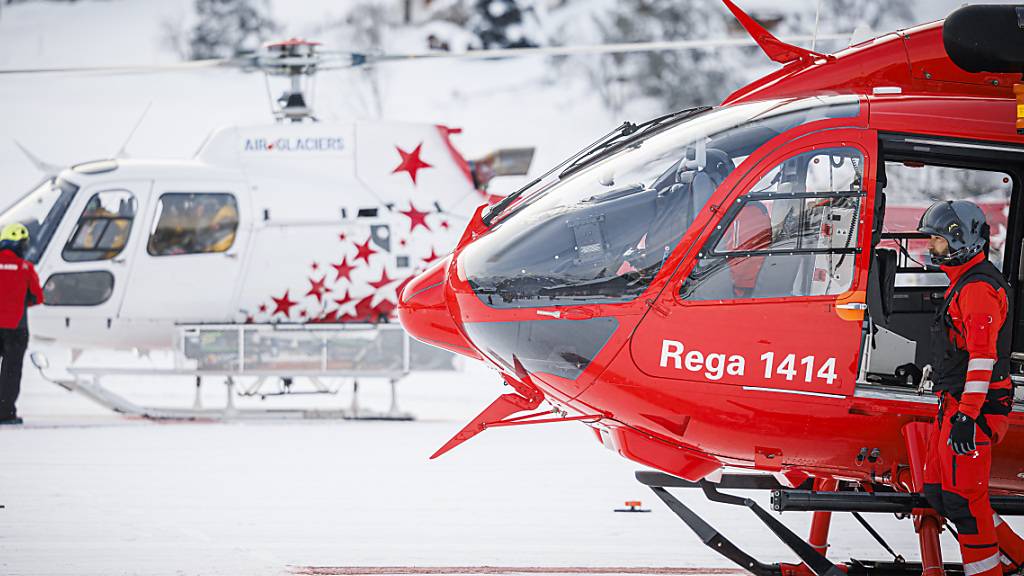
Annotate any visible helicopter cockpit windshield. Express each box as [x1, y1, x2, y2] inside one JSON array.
[[0, 178, 79, 263], [461, 94, 860, 308]]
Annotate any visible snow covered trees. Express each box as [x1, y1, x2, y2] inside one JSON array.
[[186, 0, 278, 60], [580, 0, 920, 117], [590, 0, 743, 113], [818, 0, 916, 36], [469, 0, 541, 49]]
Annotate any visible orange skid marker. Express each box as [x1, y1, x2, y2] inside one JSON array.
[[614, 500, 651, 513]]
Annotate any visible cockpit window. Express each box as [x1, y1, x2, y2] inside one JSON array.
[[880, 162, 1012, 287], [148, 193, 239, 256], [681, 147, 865, 300], [461, 95, 861, 309], [43, 271, 114, 306], [0, 178, 79, 263], [63, 190, 136, 262]]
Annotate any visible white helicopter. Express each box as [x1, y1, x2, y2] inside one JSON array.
[[0, 39, 539, 418], [3, 40, 532, 351], [0, 23, 846, 419]]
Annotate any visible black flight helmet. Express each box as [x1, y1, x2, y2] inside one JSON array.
[[917, 200, 989, 266]]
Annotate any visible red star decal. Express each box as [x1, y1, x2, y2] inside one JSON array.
[[271, 291, 298, 318], [331, 289, 357, 319], [310, 309, 339, 324], [422, 248, 442, 264], [331, 256, 356, 283], [392, 143, 432, 185], [374, 300, 397, 320], [400, 202, 431, 232], [306, 276, 330, 302], [369, 269, 398, 291], [341, 295, 394, 324], [333, 290, 353, 307], [369, 269, 406, 308], [340, 295, 377, 323], [354, 237, 378, 265], [258, 303, 268, 313]]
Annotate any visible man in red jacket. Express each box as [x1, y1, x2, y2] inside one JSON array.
[[918, 200, 1024, 576], [0, 223, 44, 425]]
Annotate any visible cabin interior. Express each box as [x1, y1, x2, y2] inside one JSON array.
[[858, 132, 1024, 402]]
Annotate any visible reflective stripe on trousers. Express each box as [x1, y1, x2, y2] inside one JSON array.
[[964, 553, 1000, 576]]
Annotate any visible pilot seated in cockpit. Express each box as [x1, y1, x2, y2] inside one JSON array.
[[617, 147, 751, 282]]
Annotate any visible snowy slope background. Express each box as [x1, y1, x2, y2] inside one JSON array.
[[1, 1, 1022, 575], [0, 0, 982, 203]]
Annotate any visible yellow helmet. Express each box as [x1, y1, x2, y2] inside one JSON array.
[[1, 223, 29, 242]]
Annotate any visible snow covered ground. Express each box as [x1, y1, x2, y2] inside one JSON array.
[[0, 345, 996, 576], [0, 358, 992, 576]]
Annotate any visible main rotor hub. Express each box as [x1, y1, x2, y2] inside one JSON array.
[[259, 38, 323, 123], [259, 38, 323, 76]]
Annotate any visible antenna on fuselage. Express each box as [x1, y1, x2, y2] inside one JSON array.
[[115, 101, 153, 158], [811, 0, 823, 52], [849, 25, 875, 47]]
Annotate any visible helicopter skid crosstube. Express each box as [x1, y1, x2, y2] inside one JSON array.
[[33, 365, 414, 422], [634, 470, 1023, 576]]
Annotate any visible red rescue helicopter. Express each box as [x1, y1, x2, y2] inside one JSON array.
[[399, 2, 1024, 575]]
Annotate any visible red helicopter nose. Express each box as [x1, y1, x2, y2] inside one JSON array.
[[398, 256, 481, 359]]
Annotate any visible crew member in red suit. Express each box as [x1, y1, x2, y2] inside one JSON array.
[[0, 223, 44, 425], [918, 200, 1024, 575], [724, 200, 771, 297]]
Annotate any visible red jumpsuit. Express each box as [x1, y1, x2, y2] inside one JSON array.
[[724, 200, 771, 297], [0, 247, 43, 421], [0, 247, 43, 329], [923, 253, 1024, 575]]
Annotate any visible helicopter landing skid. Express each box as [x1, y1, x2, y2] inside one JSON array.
[[235, 376, 341, 400], [30, 358, 413, 421], [637, 471, 968, 576]]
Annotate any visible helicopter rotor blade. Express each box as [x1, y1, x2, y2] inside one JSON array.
[[346, 33, 850, 68], [0, 57, 250, 76], [0, 33, 850, 76]]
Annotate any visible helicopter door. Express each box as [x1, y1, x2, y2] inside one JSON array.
[[118, 183, 247, 323], [33, 181, 150, 341], [630, 131, 876, 397]]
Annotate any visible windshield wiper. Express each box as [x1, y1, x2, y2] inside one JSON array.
[[481, 106, 712, 228], [558, 105, 713, 179], [482, 121, 640, 227]]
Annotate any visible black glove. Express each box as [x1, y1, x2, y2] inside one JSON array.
[[948, 412, 977, 455]]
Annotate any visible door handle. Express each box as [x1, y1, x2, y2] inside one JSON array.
[[535, 308, 595, 320], [111, 257, 126, 265], [645, 298, 670, 318], [836, 302, 867, 310], [224, 252, 238, 259]]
